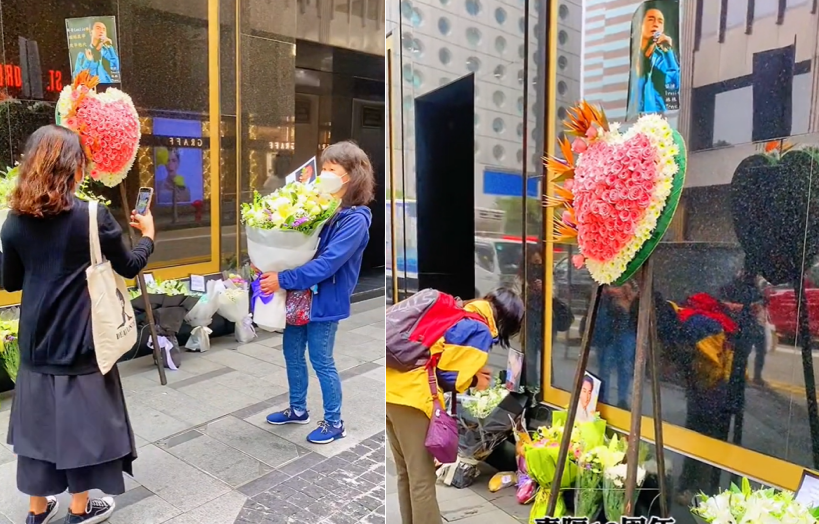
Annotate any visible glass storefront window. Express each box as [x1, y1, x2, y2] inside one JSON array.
[[541, 0, 819, 494], [0, 0, 223, 306], [386, 0, 548, 394]]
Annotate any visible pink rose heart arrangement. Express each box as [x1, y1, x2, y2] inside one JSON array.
[[546, 101, 686, 285], [55, 71, 140, 188]]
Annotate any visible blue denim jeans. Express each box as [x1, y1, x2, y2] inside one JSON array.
[[282, 321, 342, 424], [598, 331, 636, 407]]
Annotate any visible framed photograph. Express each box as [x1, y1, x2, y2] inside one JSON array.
[[65, 16, 121, 83], [576, 371, 602, 423], [505, 348, 524, 392]]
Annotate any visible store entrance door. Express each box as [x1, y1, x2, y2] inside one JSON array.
[[415, 75, 475, 298]]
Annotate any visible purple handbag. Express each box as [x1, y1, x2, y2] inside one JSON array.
[[285, 290, 312, 326], [424, 356, 459, 464]]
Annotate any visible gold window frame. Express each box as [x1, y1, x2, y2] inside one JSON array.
[[0, 0, 222, 307], [539, 1, 807, 490]]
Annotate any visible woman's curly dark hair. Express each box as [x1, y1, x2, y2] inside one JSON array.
[[10, 125, 86, 218]]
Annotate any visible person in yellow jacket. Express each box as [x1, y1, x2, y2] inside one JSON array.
[[386, 288, 524, 524]]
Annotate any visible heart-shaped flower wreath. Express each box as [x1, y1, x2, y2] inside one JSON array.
[[55, 71, 140, 187], [546, 101, 687, 285]]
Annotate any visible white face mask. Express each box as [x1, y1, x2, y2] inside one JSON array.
[[315, 171, 345, 194]]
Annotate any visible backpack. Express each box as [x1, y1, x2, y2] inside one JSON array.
[[386, 288, 486, 372]]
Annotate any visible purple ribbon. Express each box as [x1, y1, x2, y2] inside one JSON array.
[[250, 279, 275, 314]]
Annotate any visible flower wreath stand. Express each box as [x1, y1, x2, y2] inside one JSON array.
[[56, 71, 167, 385], [543, 102, 688, 520]]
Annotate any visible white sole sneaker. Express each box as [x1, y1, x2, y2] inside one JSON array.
[[267, 417, 311, 426], [41, 497, 59, 524], [308, 429, 347, 445], [71, 497, 116, 524]]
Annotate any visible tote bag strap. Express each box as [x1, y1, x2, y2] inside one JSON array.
[[425, 353, 457, 416], [88, 200, 103, 266]]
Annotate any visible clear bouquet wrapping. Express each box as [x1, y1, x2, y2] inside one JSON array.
[[217, 277, 255, 343], [438, 388, 524, 489], [242, 184, 339, 332], [185, 280, 226, 352]]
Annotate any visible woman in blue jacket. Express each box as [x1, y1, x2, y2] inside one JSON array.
[[259, 141, 375, 444]]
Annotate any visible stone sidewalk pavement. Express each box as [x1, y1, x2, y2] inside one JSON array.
[[0, 298, 386, 524], [386, 443, 528, 524]]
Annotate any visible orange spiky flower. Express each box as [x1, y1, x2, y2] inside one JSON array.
[[563, 100, 609, 138], [73, 70, 100, 90], [542, 100, 612, 245], [763, 139, 795, 158], [546, 136, 576, 183]]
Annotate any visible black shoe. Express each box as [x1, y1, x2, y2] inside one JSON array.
[[26, 497, 59, 524], [64, 497, 115, 524]]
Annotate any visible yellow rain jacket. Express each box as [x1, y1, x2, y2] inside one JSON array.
[[386, 300, 498, 418]]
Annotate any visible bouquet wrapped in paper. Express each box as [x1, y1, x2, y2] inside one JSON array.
[[185, 279, 226, 352], [242, 183, 339, 331], [524, 413, 607, 523], [217, 274, 255, 343]]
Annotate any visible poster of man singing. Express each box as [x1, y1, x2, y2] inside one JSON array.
[[65, 16, 121, 84], [626, 0, 680, 120]]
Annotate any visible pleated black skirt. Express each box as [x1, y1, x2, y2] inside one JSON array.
[[7, 364, 137, 496]]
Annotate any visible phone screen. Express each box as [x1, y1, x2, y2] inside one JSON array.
[[135, 188, 152, 215]]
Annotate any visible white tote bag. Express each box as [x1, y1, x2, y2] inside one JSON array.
[[86, 201, 138, 374]]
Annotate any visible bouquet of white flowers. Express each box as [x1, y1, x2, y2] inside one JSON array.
[[692, 478, 817, 524], [603, 463, 646, 522], [241, 183, 339, 331]]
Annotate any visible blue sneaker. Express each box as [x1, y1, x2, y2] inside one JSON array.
[[266, 407, 310, 425], [306, 420, 346, 444]]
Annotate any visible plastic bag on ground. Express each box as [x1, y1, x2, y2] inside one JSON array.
[[247, 225, 323, 332]]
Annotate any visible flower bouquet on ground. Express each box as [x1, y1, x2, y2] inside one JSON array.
[[692, 478, 818, 524], [438, 385, 526, 489], [603, 463, 646, 522], [129, 279, 202, 370], [184, 279, 226, 352], [574, 447, 605, 519], [598, 433, 646, 522], [524, 413, 607, 523], [0, 310, 19, 383], [217, 273, 255, 343], [241, 183, 339, 331]]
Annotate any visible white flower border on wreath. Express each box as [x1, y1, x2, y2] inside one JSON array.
[[56, 85, 141, 188], [581, 115, 680, 284]]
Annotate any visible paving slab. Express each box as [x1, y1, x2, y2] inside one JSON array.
[[131, 444, 231, 512], [198, 416, 302, 469]]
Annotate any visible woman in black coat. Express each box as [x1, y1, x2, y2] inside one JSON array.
[[2, 125, 155, 524]]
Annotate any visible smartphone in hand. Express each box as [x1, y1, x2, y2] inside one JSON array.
[[135, 187, 153, 215]]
